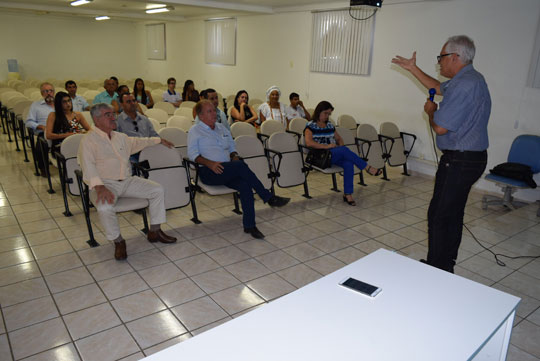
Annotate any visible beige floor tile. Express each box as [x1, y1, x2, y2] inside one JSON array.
[[305, 255, 346, 275], [37, 252, 83, 276], [308, 235, 349, 253], [354, 239, 393, 254], [87, 258, 134, 281], [459, 254, 516, 282], [528, 307, 540, 327], [0, 334, 11, 361], [264, 231, 304, 249], [45, 266, 94, 293], [331, 228, 369, 246], [284, 224, 327, 242], [235, 239, 278, 257], [375, 233, 415, 250], [210, 284, 265, 315], [112, 289, 167, 322], [143, 334, 191, 357], [0, 235, 27, 253], [331, 246, 367, 264], [159, 241, 201, 262], [0, 225, 23, 240], [283, 242, 325, 262], [511, 320, 540, 358], [54, 283, 107, 315], [9, 318, 70, 360], [173, 224, 215, 240], [398, 243, 429, 261], [224, 259, 271, 283], [352, 223, 389, 238], [126, 310, 187, 349], [153, 278, 205, 307], [0, 215, 17, 228], [190, 316, 232, 336], [174, 253, 219, 276], [118, 351, 146, 361], [21, 343, 81, 361], [75, 325, 139, 361], [77, 243, 115, 265], [491, 284, 540, 319], [98, 272, 149, 300], [246, 273, 296, 301], [64, 302, 121, 340], [0, 247, 33, 268], [277, 263, 322, 288], [127, 249, 170, 271], [20, 219, 58, 234], [506, 345, 540, 361], [190, 234, 231, 252], [191, 267, 241, 293], [4, 296, 59, 331], [138, 263, 186, 288], [0, 261, 41, 287], [206, 245, 250, 266], [218, 227, 257, 244], [11, 202, 46, 216], [171, 296, 228, 331], [31, 240, 73, 260], [255, 249, 300, 272], [499, 271, 540, 300], [25, 229, 66, 246], [0, 277, 49, 307]]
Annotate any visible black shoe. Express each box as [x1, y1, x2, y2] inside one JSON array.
[[267, 195, 290, 207], [244, 227, 265, 239]]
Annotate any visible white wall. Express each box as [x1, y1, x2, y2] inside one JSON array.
[[0, 12, 141, 80], [141, 0, 540, 201]]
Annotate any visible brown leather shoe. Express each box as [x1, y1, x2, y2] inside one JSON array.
[[147, 229, 177, 243], [114, 240, 127, 260]]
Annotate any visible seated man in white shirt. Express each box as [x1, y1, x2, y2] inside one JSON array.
[[65, 80, 89, 112], [78, 103, 176, 261], [193, 88, 230, 132], [162, 77, 182, 107], [285, 92, 311, 122]]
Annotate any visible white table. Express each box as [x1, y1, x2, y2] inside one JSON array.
[[144, 249, 520, 361]]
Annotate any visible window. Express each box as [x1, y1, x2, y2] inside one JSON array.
[[146, 23, 166, 60], [311, 9, 376, 75], [205, 18, 236, 66]]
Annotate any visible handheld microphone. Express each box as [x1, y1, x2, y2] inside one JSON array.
[[429, 88, 436, 101]]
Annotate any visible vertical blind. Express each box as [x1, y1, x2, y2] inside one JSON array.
[[146, 23, 166, 60], [205, 18, 237, 65], [311, 9, 376, 75]]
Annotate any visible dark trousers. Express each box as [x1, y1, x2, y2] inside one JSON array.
[[35, 133, 47, 171], [199, 161, 272, 229], [427, 150, 487, 273]]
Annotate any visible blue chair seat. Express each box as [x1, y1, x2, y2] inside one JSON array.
[[485, 173, 530, 188]]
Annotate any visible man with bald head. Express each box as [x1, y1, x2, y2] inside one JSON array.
[[78, 103, 176, 260], [392, 35, 490, 273], [188, 100, 290, 239], [93, 78, 118, 105]]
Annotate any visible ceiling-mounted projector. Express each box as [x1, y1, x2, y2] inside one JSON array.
[[350, 0, 382, 7]]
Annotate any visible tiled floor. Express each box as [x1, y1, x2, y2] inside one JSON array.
[[0, 130, 539, 361]]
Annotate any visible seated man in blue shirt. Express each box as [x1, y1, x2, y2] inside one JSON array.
[[392, 35, 490, 273], [188, 100, 290, 239], [93, 78, 118, 105], [65, 80, 89, 112], [193, 88, 230, 132]]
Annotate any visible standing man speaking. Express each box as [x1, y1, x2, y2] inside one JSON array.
[[392, 35, 491, 273]]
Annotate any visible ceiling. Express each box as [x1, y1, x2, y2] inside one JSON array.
[[0, 0, 434, 22]]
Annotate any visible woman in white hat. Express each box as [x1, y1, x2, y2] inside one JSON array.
[[258, 86, 288, 127]]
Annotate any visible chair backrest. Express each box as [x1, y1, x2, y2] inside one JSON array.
[[174, 107, 195, 120], [249, 98, 264, 106], [145, 108, 169, 124], [139, 103, 148, 113], [336, 127, 356, 151], [380, 121, 406, 166], [1, 91, 21, 103], [154, 101, 175, 115], [13, 100, 33, 117], [159, 127, 188, 159], [81, 111, 93, 127], [60, 134, 85, 195], [148, 117, 162, 132], [83, 90, 100, 100], [338, 114, 357, 130], [180, 101, 196, 109], [167, 115, 193, 132], [289, 118, 307, 135], [139, 144, 191, 210], [226, 95, 236, 107], [23, 88, 39, 97], [508, 135, 540, 173], [267, 132, 306, 188], [30, 92, 42, 101], [356, 124, 385, 169], [260, 119, 285, 137], [151, 90, 164, 103], [235, 135, 272, 190], [230, 122, 257, 138]]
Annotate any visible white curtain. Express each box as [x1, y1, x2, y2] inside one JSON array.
[[205, 18, 236, 65]]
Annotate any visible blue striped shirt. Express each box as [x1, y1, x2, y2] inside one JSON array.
[[305, 121, 336, 145], [434, 64, 491, 151]]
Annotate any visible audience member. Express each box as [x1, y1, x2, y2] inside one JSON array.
[[163, 77, 182, 107], [188, 100, 290, 239], [230, 90, 258, 127], [285, 92, 311, 122], [112, 85, 143, 114], [259, 86, 287, 127], [78, 103, 176, 260], [46, 91, 91, 153], [182, 80, 200, 102], [110, 76, 119, 93], [194, 88, 230, 132], [304, 101, 380, 206], [65, 80, 89, 112], [133, 78, 154, 108], [26, 82, 55, 176], [93, 78, 118, 105], [117, 94, 159, 138]]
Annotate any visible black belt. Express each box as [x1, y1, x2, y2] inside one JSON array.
[[442, 149, 486, 155]]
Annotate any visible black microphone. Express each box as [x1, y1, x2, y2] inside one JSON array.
[[429, 88, 436, 101]]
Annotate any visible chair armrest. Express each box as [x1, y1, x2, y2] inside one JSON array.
[[400, 132, 417, 157]]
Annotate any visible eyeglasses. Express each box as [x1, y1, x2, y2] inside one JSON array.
[[132, 121, 139, 132], [437, 53, 457, 62]]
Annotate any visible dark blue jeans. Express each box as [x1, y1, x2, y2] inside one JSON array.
[[199, 160, 272, 229], [330, 146, 367, 194], [427, 150, 487, 273]]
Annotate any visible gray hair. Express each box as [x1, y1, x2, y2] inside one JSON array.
[[445, 35, 475, 64], [90, 103, 113, 122]]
